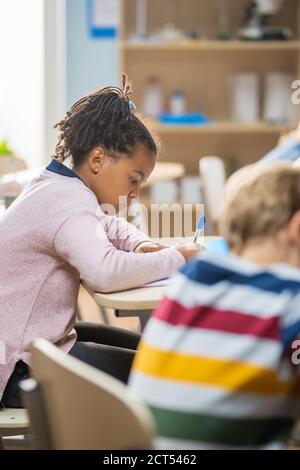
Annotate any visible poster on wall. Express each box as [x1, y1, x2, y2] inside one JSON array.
[[88, 0, 120, 38]]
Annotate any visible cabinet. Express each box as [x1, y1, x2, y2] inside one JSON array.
[[119, 0, 300, 174]]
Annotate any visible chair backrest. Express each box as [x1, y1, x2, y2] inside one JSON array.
[[199, 156, 226, 227], [20, 339, 155, 450]]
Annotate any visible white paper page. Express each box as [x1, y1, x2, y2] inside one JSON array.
[[143, 278, 172, 287]]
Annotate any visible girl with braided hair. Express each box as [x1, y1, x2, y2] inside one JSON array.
[[0, 75, 201, 407]]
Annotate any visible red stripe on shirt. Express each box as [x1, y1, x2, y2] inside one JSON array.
[[154, 298, 280, 341]]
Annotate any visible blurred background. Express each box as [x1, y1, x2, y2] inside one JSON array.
[[1, 0, 300, 328], [0, 0, 300, 224]]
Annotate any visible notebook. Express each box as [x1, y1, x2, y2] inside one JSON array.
[[143, 278, 172, 288], [143, 238, 229, 287]]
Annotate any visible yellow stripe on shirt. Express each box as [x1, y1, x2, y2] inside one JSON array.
[[133, 341, 300, 397]]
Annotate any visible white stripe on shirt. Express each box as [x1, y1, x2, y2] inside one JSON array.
[[166, 273, 292, 319], [129, 373, 300, 419], [143, 318, 282, 369]]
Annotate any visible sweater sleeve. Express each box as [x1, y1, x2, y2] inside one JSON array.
[[98, 209, 151, 252], [53, 210, 185, 293]]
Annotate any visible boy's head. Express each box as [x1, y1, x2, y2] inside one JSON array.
[[219, 164, 300, 265]]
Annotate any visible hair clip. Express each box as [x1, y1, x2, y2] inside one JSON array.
[[129, 101, 136, 112], [124, 100, 136, 122]]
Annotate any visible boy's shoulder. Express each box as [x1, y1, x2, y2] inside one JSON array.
[[179, 252, 300, 293], [179, 252, 256, 284]]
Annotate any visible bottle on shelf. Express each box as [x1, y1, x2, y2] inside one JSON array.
[[142, 77, 164, 119], [216, 0, 232, 40], [263, 72, 296, 124], [170, 90, 187, 116], [229, 72, 260, 123]]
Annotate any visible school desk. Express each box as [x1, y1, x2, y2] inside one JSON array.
[[143, 162, 185, 187], [94, 236, 223, 330]]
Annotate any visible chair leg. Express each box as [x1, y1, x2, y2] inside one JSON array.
[[0, 437, 5, 450], [2, 434, 31, 450], [99, 306, 110, 325]]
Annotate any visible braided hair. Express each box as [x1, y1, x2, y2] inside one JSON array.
[[54, 74, 157, 165]]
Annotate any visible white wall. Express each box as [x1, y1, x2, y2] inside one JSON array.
[[0, 0, 45, 168], [44, 0, 67, 160], [0, 0, 119, 169], [66, 0, 118, 107]]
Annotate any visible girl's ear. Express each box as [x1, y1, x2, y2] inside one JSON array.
[[287, 210, 300, 248], [88, 147, 105, 173]]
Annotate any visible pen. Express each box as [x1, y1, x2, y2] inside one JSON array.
[[193, 216, 206, 243]]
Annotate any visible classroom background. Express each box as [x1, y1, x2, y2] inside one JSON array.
[[1, 0, 300, 326], [3, 0, 300, 453], [1, 1, 299, 179]]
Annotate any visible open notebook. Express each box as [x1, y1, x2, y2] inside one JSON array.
[[143, 278, 172, 288], [143, 238, 229, 288]]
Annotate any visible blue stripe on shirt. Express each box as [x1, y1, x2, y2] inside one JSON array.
[[259, 139, 300, 164], [282, 320, 300, 348], [180, 258, 300, 294]]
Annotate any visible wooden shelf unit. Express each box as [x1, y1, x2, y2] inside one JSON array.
[[151, 121, 294, 135], [121, 40, 300, 52], [119, 0, 300, 174]]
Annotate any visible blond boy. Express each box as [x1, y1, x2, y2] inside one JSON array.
[[130, 164, 300, 450]]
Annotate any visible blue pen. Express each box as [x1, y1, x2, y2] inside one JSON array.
[[194, 216, 206, 243]]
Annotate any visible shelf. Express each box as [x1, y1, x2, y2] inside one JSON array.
[[149, 122, 294, 135], [121, 40, 300, 52], [120, 0, 300, 170]]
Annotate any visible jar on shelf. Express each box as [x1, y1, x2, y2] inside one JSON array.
[[170, 90, 186, 116], [142, 77, 163, 119]]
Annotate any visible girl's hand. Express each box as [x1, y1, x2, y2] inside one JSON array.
[[174, 242, 206, 262], [135, 242, 167, 253]]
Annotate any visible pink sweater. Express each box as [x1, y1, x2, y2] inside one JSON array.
[[0, 169, 184, 399]]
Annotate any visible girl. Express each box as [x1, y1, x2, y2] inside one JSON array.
[[0, 75, 200, 407]]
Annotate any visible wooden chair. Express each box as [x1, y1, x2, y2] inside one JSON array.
[[199, 156, 226, 233], [20, 338, 155, 450], [0, 407, 29, 450]]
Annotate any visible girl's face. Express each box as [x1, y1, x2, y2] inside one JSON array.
[[89, 145, 156, 212]]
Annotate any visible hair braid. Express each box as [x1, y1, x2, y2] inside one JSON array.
[[53, 74, 157, 165]]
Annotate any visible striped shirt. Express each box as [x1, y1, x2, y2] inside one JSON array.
[[129, 253, 300, 450], [259, 139, 300, 165]]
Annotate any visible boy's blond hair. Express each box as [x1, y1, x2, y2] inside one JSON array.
[[219, 163, 300, 253]]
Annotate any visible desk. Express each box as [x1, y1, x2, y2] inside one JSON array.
[[94, 236, 222, 330], [143, 162, 185, 187], [94, 285, 165, 331]]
